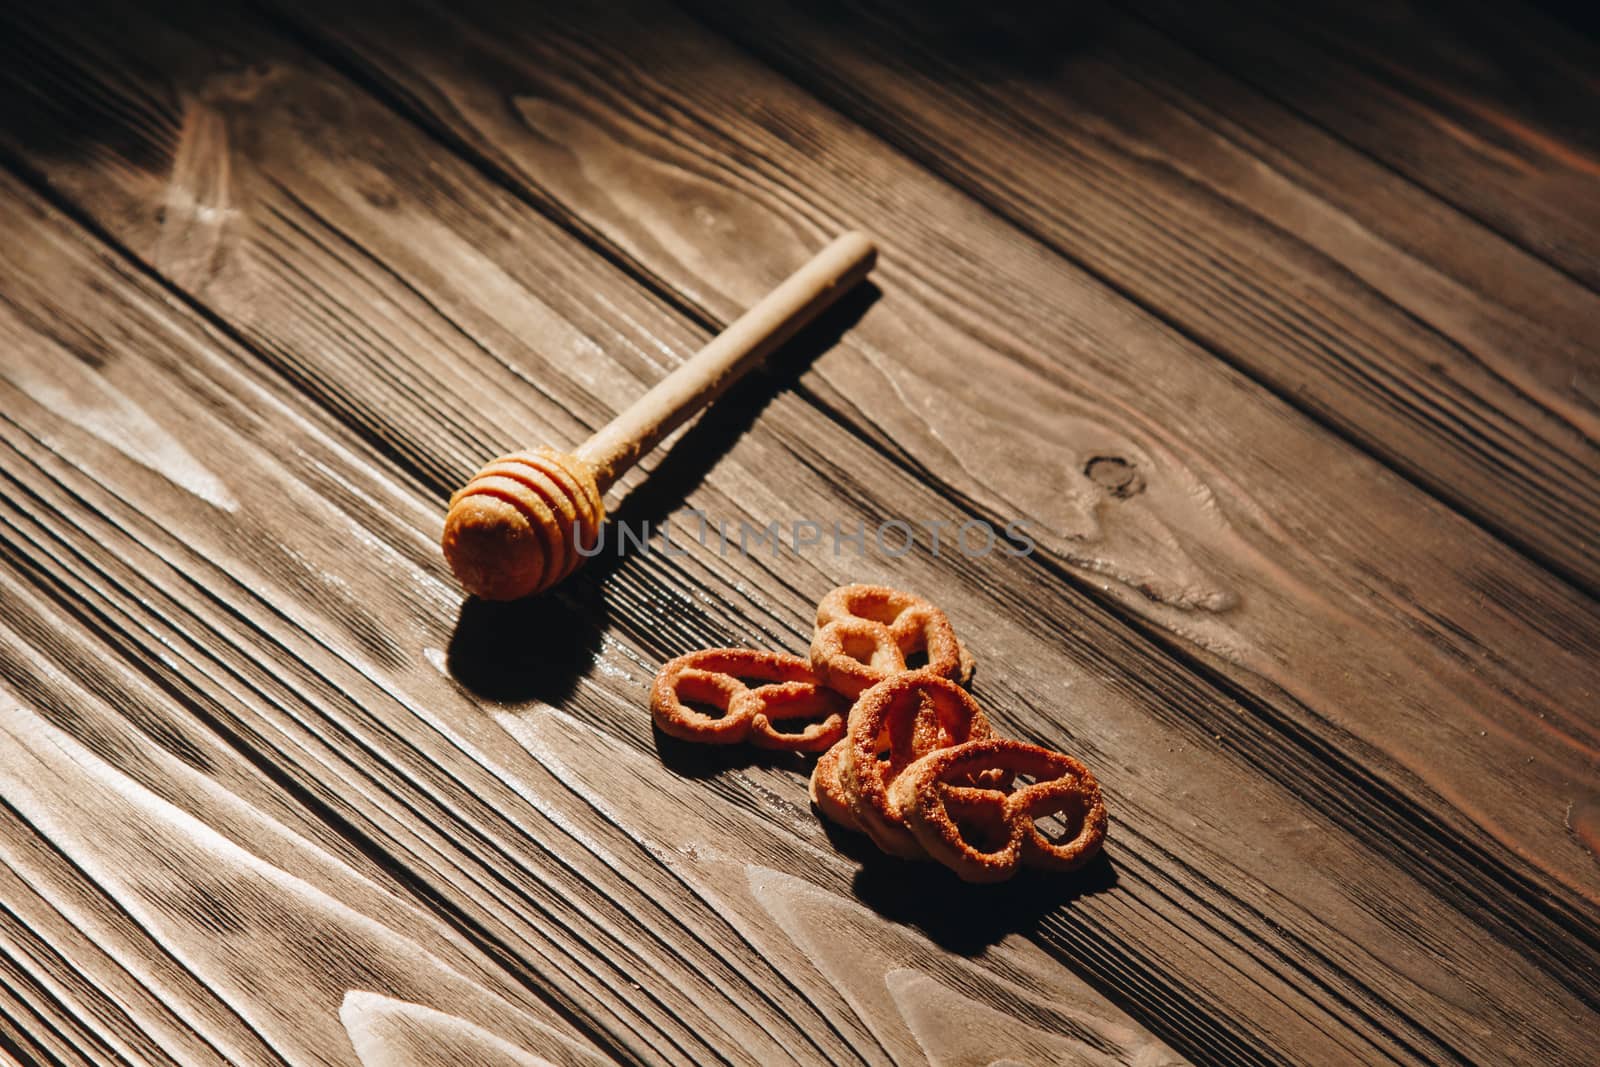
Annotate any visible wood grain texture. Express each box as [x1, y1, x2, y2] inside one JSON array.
[[0, 537, 610, 1067], [0, 0, 1597, 1063], [672, 0, 1600, 597], [1124, 0, 1600, 291], [0, 100, 1183, 1066], [245, 0, 1600, 907]]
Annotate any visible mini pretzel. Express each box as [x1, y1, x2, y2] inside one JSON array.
[[809, 584, 971, 699], [812, 708, 994, 836], [651, 649, 847, 751], [808, 741, 860, 830], [837, 673, 992, 858], [889, 738, 1107, 883]]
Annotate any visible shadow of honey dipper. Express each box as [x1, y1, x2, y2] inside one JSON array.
[[442, 232, 877, 601]]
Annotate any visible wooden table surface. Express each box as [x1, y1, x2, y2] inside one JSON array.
[[0, 0, 1595, 1063]]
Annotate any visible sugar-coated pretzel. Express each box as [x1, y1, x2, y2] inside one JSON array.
[[808, 741, 860, 830], [651, 649, 847, 751], [889, 738, 1107, 883], [810, 584, 970, 699], [813, 710, 988, 837], [837, 673, 992, 858]]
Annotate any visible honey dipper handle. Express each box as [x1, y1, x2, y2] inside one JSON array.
[[574, 232, 877, 489]]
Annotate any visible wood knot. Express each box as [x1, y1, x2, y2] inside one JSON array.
[[1083, 455, 1145, 499]]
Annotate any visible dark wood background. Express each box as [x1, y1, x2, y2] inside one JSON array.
[[0, 0, 1595, 1063]]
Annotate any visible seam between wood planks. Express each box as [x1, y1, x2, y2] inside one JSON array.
[[5, 8, 1598, 1029], [666, 0, 1600, 604], [3, 164, 1587, 1067], [0, 167, 659, 1067], [259, 0, 1600, 607], [233, 0, 1600, 916], [0, 6, 1593, 1062], [1114, 0, 1600, 298], [0, 187, 1408, 1062]]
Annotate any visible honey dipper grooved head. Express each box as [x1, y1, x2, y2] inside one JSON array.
[[442, 447, 604, 600]]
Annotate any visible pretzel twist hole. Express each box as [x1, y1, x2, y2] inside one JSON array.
[[1013, 772, 1108, 872], [888, 605, 960, 672]]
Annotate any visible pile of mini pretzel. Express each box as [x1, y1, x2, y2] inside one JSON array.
[[650, 584, 1106, 883]]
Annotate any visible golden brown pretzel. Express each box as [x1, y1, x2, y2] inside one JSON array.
[[651, 649, 847, 751], [837, 673, 992, 857], [809, 584, 971, 699], [888, 738, 1107, 883], [808, 741, 860, 830]]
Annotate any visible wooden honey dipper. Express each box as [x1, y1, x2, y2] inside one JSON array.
[[443, 232, 878, 600]]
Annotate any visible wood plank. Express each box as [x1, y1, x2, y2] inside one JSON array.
[[0, 165, 1503, 1064], [0, 962, 110, 1067], [0, 571, 612, 1067], [240, 0, 1600, 907], [669, 0, 1600, 597], [1123, 0, 1600, 291], [0, 188, 891, 1064], [2, 2, 1598, 1062], [0, 123, 1185, 1065]]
